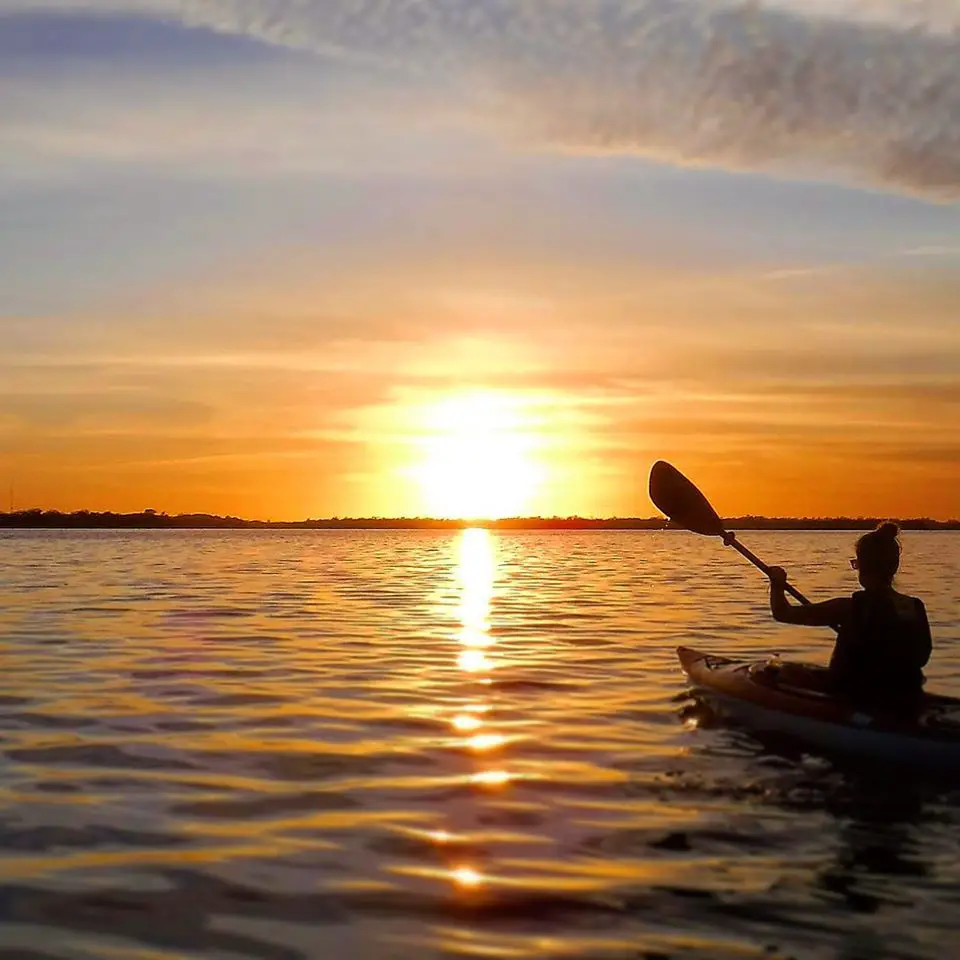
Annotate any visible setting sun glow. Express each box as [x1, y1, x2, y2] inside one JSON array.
[[412, 391, 544, 520]]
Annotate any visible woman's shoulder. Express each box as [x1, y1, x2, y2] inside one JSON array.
[[820, 594, 855, 617], [890, 588, 923, 602], [850, 589, 925, 614], [891, 590, 926, 618]]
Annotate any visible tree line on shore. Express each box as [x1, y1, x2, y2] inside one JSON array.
[[1, 510, 957, 530]]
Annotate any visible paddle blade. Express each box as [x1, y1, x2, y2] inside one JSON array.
[[648, 461, 726, 537]]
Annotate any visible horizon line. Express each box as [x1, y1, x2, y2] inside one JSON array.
[[2, 509, 959, 530]]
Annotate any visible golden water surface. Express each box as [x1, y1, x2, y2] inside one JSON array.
[[1, 529, 959, 959]]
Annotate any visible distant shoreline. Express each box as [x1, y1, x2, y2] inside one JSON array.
[[2, 511, 958, 531]]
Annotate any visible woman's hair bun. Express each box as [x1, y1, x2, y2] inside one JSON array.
[[876, 521, 900, 539], [856, 522, 901, 581]]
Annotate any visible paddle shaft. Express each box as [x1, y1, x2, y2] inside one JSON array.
[[725, 533, 812, 606], [647, 461, 835, 627]]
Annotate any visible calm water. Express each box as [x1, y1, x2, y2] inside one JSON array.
[[2, 530, 960, 960]]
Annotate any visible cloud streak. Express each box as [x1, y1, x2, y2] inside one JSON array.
[[6, 0, 951, 198], [205, 0, 960, 200], [1, 2, 957, 197]]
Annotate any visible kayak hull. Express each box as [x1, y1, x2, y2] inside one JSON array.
[[677, 646, 960, 769]]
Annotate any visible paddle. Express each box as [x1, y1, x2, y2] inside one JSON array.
[[648, 460, 813, 607]]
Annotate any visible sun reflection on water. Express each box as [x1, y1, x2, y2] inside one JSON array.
[[466, 733, 505, 752], [472, 769, 511, 787], [456, 528, 496, 676], [452, 865, 484, 889], [451, 532, 512, 814], [458, 649, 493, 673], [452, 713, 483, 732], [458, 527, 496, 646]]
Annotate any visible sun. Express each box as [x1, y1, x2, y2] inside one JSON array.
[[411, 391, 544, 519]]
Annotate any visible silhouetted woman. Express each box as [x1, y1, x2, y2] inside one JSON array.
[[767, 523, 932, 706]]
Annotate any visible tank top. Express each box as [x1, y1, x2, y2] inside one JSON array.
[[829, 590, 932, 705]]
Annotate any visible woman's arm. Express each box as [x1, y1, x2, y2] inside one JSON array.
[[768, 566, 850, 627]]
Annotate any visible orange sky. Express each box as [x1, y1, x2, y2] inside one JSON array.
[[5, 255, 959, 520], [2, 2, 958, 520]]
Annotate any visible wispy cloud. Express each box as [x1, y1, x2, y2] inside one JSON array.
[[4, 0, 953, 198], [764, 1, 959, 34]]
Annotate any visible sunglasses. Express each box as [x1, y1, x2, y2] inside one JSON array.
[[850, 558, 859, 570]]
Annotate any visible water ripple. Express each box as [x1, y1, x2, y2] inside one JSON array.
[[0, 528, 958, 959]]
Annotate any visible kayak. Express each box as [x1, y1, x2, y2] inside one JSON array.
[[677, 646, 960, 769]]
